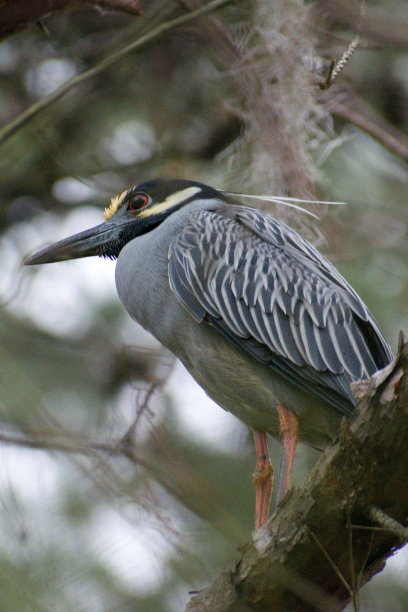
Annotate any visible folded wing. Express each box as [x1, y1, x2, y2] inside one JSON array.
[[168, 205, 393, 415]]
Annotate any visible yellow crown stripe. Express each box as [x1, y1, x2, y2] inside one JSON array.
[[104, 189, 128, 220]]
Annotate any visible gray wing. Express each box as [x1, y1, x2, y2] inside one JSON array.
[[168, 206, 393, 415]]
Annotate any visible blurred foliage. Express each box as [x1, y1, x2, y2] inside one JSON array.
[[0, 1, 408, 610]]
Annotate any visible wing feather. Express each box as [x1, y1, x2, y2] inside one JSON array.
[[168, 206, 393, 414]]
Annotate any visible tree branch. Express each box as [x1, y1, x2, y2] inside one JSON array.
[[2, 340, 408, 610], [0, 0, 143, 41], [186, 341, 408, 611], [328, 85, 408, 163], [0, 0, 232, 146]]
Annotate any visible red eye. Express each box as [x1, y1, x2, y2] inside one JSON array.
[[128, 193, 149, 211]]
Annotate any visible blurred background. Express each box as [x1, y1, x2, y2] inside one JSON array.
[[1, 1, 408, 610]]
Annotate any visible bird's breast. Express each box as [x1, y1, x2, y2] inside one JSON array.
[[115, 232, 178, 345]]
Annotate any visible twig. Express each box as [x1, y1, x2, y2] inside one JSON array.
[[0, 428, 124, 456], [309, 530, 353, 597], [122, 356, 175, 446], [367, 506, 408, 541], [319, 0, 366, 89], [319, 35, 360, 90], [345, 445, 359, 611], [0, 0, 232, 146], [334, 101, 408, 162], [352, 524, 405, 533], [356, 532, 374, 592]]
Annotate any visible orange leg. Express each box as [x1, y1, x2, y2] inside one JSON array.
[[276, 403, 299, 504], [252, 430, 273, 529]]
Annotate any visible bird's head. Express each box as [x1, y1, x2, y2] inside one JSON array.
[[25, 178, 224, 265]]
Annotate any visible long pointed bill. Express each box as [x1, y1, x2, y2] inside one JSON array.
[[24, 216, 134, 265]]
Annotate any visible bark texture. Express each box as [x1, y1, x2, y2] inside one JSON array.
[[187, 341, 408, 611]]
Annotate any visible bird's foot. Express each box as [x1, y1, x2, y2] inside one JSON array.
[[252, 430, 273, 529]]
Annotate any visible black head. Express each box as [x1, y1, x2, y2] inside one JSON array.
[[25, 178, 227, 265]]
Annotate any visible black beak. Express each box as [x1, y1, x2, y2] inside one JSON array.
[[24, 216, 134, 265]]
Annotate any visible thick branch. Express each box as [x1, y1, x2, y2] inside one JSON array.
[[2, 340, 408, 609], [186, 341, 408, 611], [0, 0, 142, 41], [0, 0, 232, 145]]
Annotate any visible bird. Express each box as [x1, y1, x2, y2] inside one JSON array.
[[25, 178, 393, 529]]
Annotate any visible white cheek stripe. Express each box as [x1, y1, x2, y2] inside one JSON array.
[[137, 186, 202, 217]]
